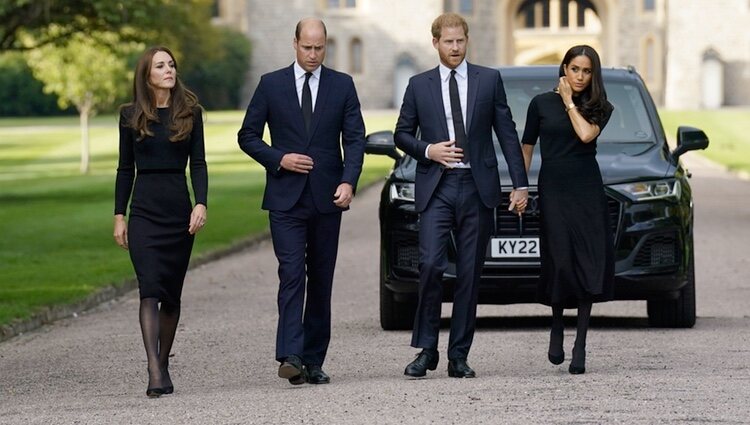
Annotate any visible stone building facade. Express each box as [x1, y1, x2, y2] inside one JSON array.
[[213, 0, 750, 110]]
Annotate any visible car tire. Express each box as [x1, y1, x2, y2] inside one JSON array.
[[379, 257, 416, 331], [647, 251, 696, 328]]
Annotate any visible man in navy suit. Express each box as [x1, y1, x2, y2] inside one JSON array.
[[238, 18, 365, 385], [395, 13, 529, 378]]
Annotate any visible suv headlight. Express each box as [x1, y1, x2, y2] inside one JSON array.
[[389, 182, 415, 202], [611, 179, 681, 202]]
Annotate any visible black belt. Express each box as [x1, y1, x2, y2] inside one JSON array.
[[138, 169, 184, 175], [443, 167, 472, 173]]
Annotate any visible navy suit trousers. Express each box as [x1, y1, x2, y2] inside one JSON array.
[[270, 182, 342, 366], [411, 169, 493, 360]]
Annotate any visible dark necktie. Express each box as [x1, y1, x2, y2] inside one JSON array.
[[449, 69, 469, 163], [302, 72, 312, 134]]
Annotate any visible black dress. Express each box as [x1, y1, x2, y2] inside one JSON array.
[[521, 92, 614, 306], [114, 106, 207, 305]]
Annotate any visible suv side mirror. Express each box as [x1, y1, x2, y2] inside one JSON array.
[[672, 126, 709, 160], [365, 130, 401, 160]]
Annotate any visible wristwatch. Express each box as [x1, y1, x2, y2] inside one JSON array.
[[565, 102, 576, 112]]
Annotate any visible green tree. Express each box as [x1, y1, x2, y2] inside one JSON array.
[[0, 52, 70, 116], [25, 30, 141, 173], [183, 27, 252, 109], [0, 0, 186, 51]]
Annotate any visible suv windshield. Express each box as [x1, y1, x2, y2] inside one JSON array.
[[505, 79, 655, 143]]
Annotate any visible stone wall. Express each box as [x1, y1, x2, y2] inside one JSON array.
[[664, 0, 750, 108]]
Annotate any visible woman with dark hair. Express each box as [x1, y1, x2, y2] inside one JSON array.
[[113, 46, 207, 397], [521, 45, 614, 375]]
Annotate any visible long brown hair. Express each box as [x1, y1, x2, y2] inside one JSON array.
[[122, 46, 200, 142], [558, 45, 613, 126]]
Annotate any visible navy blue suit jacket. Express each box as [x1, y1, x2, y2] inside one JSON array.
[[239, 64, 366, 213], [394, 63, 528, 212]]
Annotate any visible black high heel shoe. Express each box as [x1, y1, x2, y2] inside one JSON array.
[[146, 368, 166, 398], [146, 386, 166, 398], [568, 347, 586, 375], [548, 328, 564, 365], [548, 351, 564, 365]]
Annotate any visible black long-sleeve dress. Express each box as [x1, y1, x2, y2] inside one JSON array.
[[114, 106, 207, 305], [521, 92, 614, 306]]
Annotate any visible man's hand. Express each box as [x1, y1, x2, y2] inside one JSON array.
[[280, 153, 314, 174], [333, 183, 354, 208], [427, 141, 463, 167], [508, 189, 529, 217]]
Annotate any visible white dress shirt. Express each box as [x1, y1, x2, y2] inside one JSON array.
[[426, 60, 470, 168], [294, 61, 321, 111]]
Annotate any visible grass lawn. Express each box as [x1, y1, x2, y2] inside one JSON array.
[[0, 110, 398, 327]]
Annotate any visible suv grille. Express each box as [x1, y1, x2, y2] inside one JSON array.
[[391, 233, 419, 273], [634, 232, 679, 267], [495, 191, 621, 238]]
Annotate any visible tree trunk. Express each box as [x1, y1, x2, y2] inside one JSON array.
[[79, 95, 92, 174]]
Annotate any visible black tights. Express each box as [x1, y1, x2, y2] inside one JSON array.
[[549, 301, 593, 367], [139, 297, 180, 389]]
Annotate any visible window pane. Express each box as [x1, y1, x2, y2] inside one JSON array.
[[327, 39, 337, 68], [459, 0, 473, 14], [351, 39, 363, 74], [444, 0, 452, 12], [328, 0, 340, 8], [643, 0, 655, 10], [560, 0, 569, 27], [346, 0, 356, 7], [577, 1, 586, 27]]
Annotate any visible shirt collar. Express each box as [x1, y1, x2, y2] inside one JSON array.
[[294, 61, 322, 80], [439, 60, 468, 82]]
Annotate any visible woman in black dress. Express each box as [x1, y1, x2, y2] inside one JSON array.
[[521, 45, 614, 375], [113, 47, 207, 397]]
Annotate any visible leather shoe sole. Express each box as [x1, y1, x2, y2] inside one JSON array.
[[279, 360, 306, 385]]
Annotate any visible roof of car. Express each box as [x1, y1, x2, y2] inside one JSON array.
[[498, 65, 642, 82]]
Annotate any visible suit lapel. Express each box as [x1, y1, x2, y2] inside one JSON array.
[[283, 64, 306, 138], [466, 63, 480, 136], [427, 67, 450, 139], [307, 66, 331, 144]]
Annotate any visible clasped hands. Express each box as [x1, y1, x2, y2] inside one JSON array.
[[428, 141, 528, 216], [280, 153, 353, 208]]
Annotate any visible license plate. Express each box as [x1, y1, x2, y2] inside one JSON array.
[[490, 237, 540, 258]]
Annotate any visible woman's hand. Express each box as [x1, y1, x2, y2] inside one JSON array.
[[188, 203, 207, 235], [557, 77, 573, 105], [113, 215, 129, 250]]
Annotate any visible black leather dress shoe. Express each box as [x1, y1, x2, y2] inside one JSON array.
[[404, 349, 439, 378], [278, 355, 305, 385], [305, 365, 330, 384], [447, 358, 476, 378]]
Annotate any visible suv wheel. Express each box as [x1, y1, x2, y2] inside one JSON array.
[[379, 256, 416, 330], [647, 251, 696, 328]]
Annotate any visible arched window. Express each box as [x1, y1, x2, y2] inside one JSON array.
[[326, 38, 337, 69], [350, 38, 363, 74], [517, 0, 597, 29]]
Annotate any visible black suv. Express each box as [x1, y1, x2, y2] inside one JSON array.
[[365, 66, 708, 330]]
